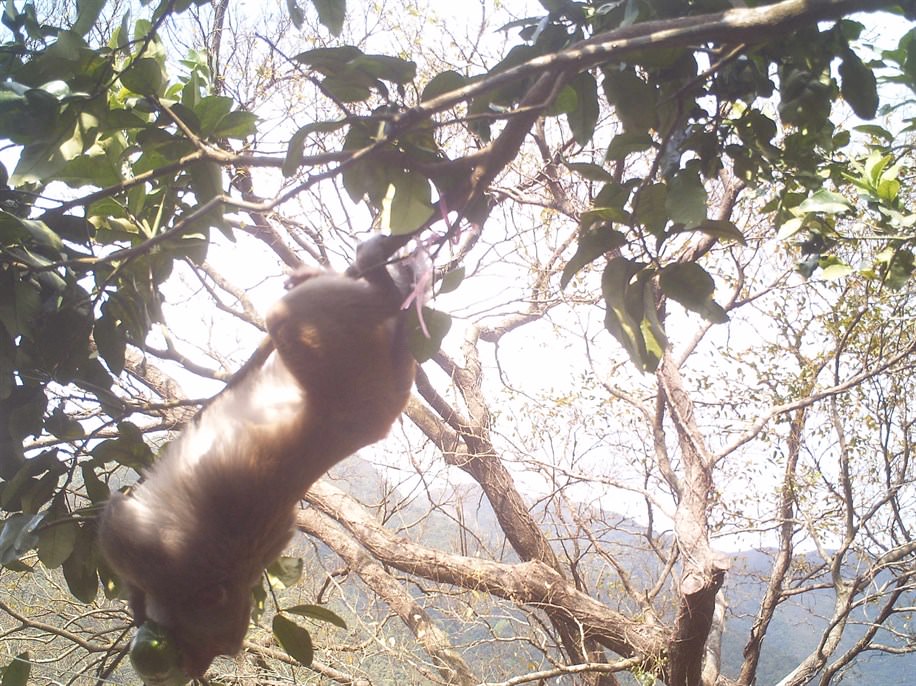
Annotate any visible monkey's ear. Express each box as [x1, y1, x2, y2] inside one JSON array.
[[99, 493, 170, 583]]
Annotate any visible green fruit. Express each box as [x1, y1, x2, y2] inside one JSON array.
[[129, 622, 189, 686]]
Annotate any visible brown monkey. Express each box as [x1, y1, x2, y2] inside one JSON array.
[[98, 242, 415, 677]]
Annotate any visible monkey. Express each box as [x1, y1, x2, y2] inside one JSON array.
[[98, 239, 416, 678]]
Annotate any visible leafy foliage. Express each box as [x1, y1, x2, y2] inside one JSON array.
[[0, 0, 914, 683], [0, 653, 30, 686]]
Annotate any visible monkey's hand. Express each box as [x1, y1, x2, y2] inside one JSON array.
[[284, 265, 325, 290]]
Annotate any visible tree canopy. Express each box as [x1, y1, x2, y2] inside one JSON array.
[[0, 1, 914, 685]]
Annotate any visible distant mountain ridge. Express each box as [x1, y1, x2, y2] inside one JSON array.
[[319, 458, 914, 685]]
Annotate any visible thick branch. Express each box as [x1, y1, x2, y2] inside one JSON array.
[[296, 507, 478, 685], [304, 480, 667, 664], [657, 354, 728, 686], [393, 1, 894, 135]]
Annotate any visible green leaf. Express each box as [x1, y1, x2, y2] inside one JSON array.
[[778, 68, 830, 129], [94, 310, 127, 376], [188, 160, 223, 205], [164, 0, 202, 13], [665, 171, 707, 228], [272, 614, 314, 666], [819, 260, 852, 280], [876, 176, 901, 203], [90, 421, 154, 469], [321, 76, 371, 102], [606, 132, 652, 160], [120, 58, 164, 97], [310, 0, 346, 36], [266, 557, 303, 588], [633, 183, 668, 236], [561, 225, 626, 289], [0, 86, 59, 145], [678, 219, 746, 244], [839, 51, 877, 120], [579, 206, 630, 227], [777, 216, 805, 240], [282, 120, 347, 177], [637, 276, 667, 368], [1, 652, 30, 686], [566, 162, 612, 182], [601, 257, 661, 372], [0, 513, 43, 565], [10, 144, 67, 186], [659, 263, 728, 324], [37, 519, 77, 569], [350, 55, 416, 85], [832, 129, 851, 149], [281, 131, 307, 177], [20, 471, 59, 513], [438, 267, 465, 294], [80, 463, 110, 503], [408, 307, 450, 363], [593, 181, 632, 213], [547, 84, 577, 116], [167, 103, 204, 135], [1, 212, 64, 254], [566, 71, 598, 146], [0, 386, 46, 444], [862, 150, 890, 187], [380, 171, 434, 235], [1, 451, 64, 511], [421, 70, 469, 102], [286, 0, 305, 28], [877, 247, 914, 290], [294, 46, 363, 74], [58, 152, 122, 190], [853, 124, 892, 141], [194, 95, 233, 135], [798, 189, 851, 215], [61, 524, 98, 603], [341, 128, 387, 203], [602, 67, 657, 133], [72, 0, 106, 36], [285, 604, 348, 629], [45, 405, 85, 440], [40, 213, 93, 244], [212, 110, 258, 139]]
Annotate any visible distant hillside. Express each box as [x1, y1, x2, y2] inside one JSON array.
[[720, 550, 914, 685], [318, 458, 914, 685]]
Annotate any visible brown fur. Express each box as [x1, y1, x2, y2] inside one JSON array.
[[98, 268, 414, 677]]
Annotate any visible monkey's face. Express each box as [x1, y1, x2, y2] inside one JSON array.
[[99, 492, 260, 677], [144, 580, 252, 678]]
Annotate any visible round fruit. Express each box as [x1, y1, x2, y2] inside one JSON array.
[[129, 621, 189, 686]]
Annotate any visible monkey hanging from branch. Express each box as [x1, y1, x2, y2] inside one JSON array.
[[98, 236, 419, 679]]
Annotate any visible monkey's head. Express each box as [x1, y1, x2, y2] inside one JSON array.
[[100, 488, 291, 677], [140, 573, 252, 678]]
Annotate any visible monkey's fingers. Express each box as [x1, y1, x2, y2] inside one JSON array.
[[284, 265, 325, 290]]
